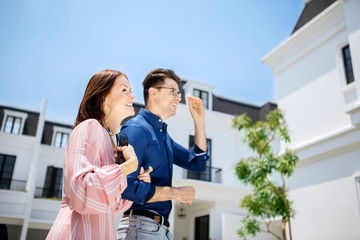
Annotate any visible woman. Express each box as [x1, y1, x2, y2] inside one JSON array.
[[47, 70, 150, 240]]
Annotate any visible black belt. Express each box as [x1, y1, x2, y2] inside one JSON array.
[[123, 209, 170, 228]]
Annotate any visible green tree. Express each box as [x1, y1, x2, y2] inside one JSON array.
[[232, 109, 299, 240]]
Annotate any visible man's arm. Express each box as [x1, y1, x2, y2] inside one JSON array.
[[188, 96, 207, 151], [147, 97, 208, 205], [147, 186, 195, 205]]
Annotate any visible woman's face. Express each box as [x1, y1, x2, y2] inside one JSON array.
[[104, 75, 135, 121]]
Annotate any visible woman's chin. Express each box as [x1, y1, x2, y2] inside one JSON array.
[[124, 109, 135, 117]]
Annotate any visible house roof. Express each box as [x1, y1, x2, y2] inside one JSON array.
[[0, 104, 40, 137], [212, 95, 277, 121], [292, 0, 337, 34]]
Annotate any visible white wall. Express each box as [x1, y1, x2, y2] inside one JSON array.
[[36, 145, 64, 192], [213, 203, 243, 240], [344, 0, 360, 105], [0, 129, 64, 193], [172, 200, 214, 240], [0, 133, 35, 189], [222, 213, 282, 240], [277, 28, 351, 148], [263, 1, 360, 239], [288, 149, 360, 240]]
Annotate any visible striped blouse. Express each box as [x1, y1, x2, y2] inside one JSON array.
[[46, 119, 133, 240]]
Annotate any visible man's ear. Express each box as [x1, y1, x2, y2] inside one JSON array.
[[148, 87, 157, 100]]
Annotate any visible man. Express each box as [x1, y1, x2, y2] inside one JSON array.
[[116, 68, 209, 239]]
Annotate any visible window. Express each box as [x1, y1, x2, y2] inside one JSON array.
[[0, 154, 16, 189], [54, 132, 69, 148], [187, 136, 213, 182], [42, 166, 63, 199], [4, 116, 22, 134], [1, 110, 27, 135], [194, 89, 209, 109], [342, 45, 355, 84], [52, 126, 72, 148]]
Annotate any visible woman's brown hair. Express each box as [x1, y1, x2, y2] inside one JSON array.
[[74, 70, 127, 128]]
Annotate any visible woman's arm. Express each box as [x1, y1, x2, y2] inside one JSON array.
[[66, 120, 135, 214]]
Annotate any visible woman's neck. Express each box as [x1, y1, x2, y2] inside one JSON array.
[[104, 116, 122, 137]]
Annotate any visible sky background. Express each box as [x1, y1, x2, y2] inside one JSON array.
[[0, 0, 304, 125]]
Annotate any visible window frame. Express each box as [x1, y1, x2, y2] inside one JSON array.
[[51, 126, 72, 148], [0, 153, 16, 189], [193, 88, 209, 110], [42, 166, 63, 199], [342, 45, 355, 85], [1, 110, 28, 135]]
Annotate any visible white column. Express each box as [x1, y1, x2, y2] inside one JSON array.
[[20, 99, 48, 240]]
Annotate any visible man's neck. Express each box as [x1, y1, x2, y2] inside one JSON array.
[[145, 105, 168, 122]]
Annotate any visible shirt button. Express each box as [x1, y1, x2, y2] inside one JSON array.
[[159, 119, 162, 122], [160, 129, 163, 132]]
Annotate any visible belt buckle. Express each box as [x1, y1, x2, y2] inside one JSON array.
[[154, 215, 164, 225]]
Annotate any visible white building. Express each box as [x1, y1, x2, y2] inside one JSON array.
[[0, 79, 277, 240], [263, 0, 360, 239], [6, 0, 358, 238]]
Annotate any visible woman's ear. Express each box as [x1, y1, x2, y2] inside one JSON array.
[[102, 98, 109, 116]]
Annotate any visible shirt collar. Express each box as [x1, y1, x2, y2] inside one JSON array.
[[139, 108, 167, 130]]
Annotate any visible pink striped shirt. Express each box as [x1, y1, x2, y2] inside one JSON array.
[[46, 119, 133, 240]]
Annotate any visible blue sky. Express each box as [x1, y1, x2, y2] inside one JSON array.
[[0, 0, 304, 124]]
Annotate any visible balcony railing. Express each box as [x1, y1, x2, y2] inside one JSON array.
[[7, 179, 26, 191], [1, 179, 61, 199], [184, 167, 222, 184]]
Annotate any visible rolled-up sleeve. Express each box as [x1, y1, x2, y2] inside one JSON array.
[[172, 138, 209, 172]]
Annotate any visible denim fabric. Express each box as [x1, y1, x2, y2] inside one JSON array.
[[116, 215, 172, 240]]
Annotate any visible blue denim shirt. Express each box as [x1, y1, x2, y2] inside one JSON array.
[[121, 108, 209, 219]]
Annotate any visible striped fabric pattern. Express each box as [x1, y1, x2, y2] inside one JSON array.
[[46, 119, 132, 240]]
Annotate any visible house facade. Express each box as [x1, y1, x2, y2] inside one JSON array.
[[262, 0, 360, 239], [0, 79, 277, 240]]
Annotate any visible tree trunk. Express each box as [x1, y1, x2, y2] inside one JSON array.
[[282, 220, 287, 240], [288, 217, 293, 240]]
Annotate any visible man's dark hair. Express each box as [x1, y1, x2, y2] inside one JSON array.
[[142, 68, 180, 105]]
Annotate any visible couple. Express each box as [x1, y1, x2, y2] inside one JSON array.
[[46, 68, 209, 240]]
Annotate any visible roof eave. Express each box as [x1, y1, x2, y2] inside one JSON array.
[[262, 0, 341, 66]]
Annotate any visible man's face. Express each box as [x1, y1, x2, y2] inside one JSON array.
[[152, 78, 182, 119]]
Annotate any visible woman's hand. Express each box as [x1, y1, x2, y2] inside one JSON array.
[[117, 145, 138, 176], [137, 166, 153, 183]]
